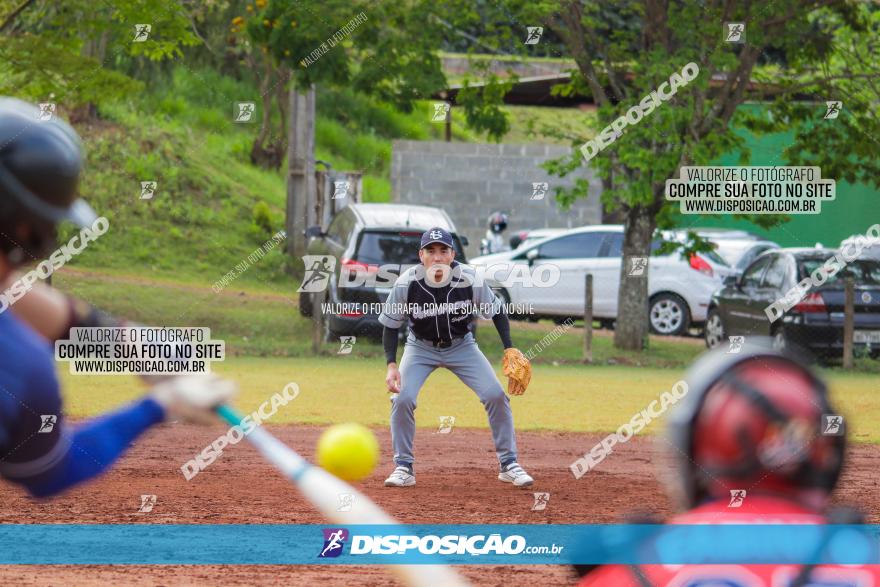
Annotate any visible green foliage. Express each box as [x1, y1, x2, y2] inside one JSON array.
[[456, 73, 514, 142], [252, 200, 275, 236], [0, 0, 198, 109]]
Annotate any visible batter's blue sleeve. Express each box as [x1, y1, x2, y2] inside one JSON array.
[[3, 397, 165, 498]]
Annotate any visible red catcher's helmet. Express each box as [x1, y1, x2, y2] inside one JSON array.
[[666, 340, 845, 510]]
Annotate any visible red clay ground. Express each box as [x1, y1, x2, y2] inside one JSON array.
[[1, 423, 878, 586]]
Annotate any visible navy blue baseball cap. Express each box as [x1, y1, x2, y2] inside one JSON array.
[[420, 227, 454, 249]]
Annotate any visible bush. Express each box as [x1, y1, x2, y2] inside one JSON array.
[[252, 201, 274, 235]]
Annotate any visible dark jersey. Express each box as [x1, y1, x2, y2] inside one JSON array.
[[378, 261, 501, 342]]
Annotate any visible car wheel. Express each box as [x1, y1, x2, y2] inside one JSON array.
[[321, 293, 342, 343], [649, 293, 691, 336], [704, 309, 725, 349], [298, 290, 313, 318], [599, 319, 615, 330], [492, 287, 517, 319], [771, 326, 787, 351]]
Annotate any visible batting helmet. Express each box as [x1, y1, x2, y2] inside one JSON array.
[[0, 98, 96, 264], [666, 339, 845, 510]]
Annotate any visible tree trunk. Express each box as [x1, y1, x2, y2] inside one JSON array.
[[250, 55, 282, 168], [613, 205, 655, 350]]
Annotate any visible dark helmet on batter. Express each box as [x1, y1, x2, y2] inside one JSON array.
[[0, 98, 96, 264], [487, 211, 508, 234], [666, 339, 845, 510]]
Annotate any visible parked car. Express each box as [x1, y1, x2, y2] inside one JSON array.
[[469, 225, 728, 336], [510, 228, 568, 250], [692, 227, 763, 240], [705, 248, 880, 359], [298, 203, 468, 339], [840, 233, 880, 261], [709, 238, 780, 274]]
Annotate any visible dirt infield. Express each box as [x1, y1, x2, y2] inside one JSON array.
[[1, 423, 878, 586]]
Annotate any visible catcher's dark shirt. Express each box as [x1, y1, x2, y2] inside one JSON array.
[[379, 261, 501, 342]]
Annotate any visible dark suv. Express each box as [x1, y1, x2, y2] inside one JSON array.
[[705, 248, 880, 359], [298, 203, 467, 339]]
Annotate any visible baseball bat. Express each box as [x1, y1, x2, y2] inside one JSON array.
[[215, 405, 469, 587]]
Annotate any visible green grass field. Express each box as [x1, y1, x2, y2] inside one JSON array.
[[60, 356, 880, 443]]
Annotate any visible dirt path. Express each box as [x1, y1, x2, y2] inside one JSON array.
[[1, 425, 877, 585]]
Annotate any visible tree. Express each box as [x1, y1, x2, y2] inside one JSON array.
[[0, 0, 198, 118], [229, 0, 449, 169], [448, 0, 878, 350]]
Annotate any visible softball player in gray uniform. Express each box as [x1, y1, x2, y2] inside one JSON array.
[[379, 227, 533, 488]]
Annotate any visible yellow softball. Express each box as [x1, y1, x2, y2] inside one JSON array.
[[316, 423, 379, 482]]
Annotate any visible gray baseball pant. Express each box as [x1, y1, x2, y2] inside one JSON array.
[[391, 332, 518, 470]]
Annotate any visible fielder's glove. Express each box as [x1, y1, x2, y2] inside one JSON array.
[[502, 348, 531, 396], [151, 374, 237, 424]]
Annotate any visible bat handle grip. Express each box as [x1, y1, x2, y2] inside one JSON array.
[[216, 404, 242, 426]]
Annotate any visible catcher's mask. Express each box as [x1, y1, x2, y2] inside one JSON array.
[[666, 339, 845, 510], [0, 98, 96, 265]]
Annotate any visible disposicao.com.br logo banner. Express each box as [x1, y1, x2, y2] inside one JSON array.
[[1, 524, 879, 566]]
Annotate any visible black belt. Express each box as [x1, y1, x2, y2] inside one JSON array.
[[415, 336, 462, 349]]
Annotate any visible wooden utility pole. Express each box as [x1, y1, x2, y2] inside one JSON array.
[[286, 84, 316, 258], [843, 277, 854, 369], [583, 274, 593, 364]]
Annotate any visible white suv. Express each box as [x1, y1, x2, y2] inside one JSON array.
[[468, 225, 728, 336]]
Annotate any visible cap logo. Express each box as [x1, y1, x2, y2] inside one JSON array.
[[430, 230, 443, 240]]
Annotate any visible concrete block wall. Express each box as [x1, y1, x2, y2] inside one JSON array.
[[391, 140, 602, 258]]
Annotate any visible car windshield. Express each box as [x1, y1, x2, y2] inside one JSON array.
[[800, 257, 880, 285], [701, 248, 730, 267], [652, 234, 730, 266], [713, 241, 759, 265], [356, 231, 463, 265]]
